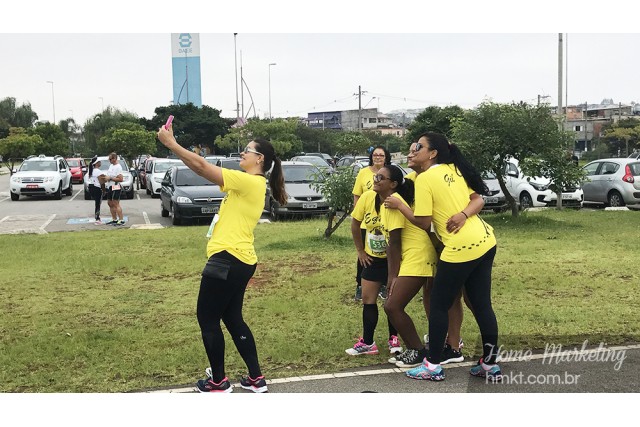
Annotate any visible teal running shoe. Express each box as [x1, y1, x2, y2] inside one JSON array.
[[405, 359, 445, 381], [469, 358, 503, 382]]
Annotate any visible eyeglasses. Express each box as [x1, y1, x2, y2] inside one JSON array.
[[414, 142, 433, 152], [243, 146, 262, 156], [372, 153, 385, 158], [373, 174, 391, 183]]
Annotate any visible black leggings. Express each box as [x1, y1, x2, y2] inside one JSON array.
[[428, 245, 499, 364], [89, 184, 102, 220], [196, 251, 260, 382]]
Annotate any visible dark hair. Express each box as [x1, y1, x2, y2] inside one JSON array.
[[374, 164, 415, 213], [419, 132, 489, 196], [368, 145, 391, 167], [253, 138, 287, 205], [88, 155, 98, 177]]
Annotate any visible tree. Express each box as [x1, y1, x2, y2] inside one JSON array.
[[0, 97, 39, 139], [603, 125, 639, 157], [215, 118, 303, 158], [364, 131, 406, 153], [334, 131, 371, 156], [452, 101, 582, 216], [295, 124, 339, 154], [0, 127, 42, 173], [82, 107, 142, 155], [30, 122, 70, 156], [98, 128, 157, 166], [312, 167, 357, 238], [406, 105, 464, 142]]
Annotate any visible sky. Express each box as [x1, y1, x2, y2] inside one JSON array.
[[2, 2, 640, 127]]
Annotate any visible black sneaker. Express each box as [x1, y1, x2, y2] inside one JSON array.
[[354, 285, 362, 301], [240, 375, 268, 393], [395, 349, 424, 368], [104, 219, 117, 225], [441, 344, 464, 365], [114, 220, 125, 226], [196, 376, 233, 393]]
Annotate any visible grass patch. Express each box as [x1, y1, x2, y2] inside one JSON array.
[[1, 209, 639, 391]]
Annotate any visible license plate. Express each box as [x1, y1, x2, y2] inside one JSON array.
[[561, 194, 573, 200], [484, 197, 498, 204], [201, 207, 218, 214], [26, 184, 38, 188], [302, 203, 317, 209]]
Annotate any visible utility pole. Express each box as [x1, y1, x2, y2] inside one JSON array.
[[240, 51, 244, 120], [565, 33, 568, 119], [558, 33, 563, 120], [233, 33, 240, 153], [584, 101, 588, 152], [358, 85, 362, 132]]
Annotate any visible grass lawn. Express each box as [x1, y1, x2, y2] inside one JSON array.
[[1, 209, 639, 392]]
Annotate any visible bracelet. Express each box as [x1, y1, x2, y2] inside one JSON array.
[[461, 211, 469, 219]]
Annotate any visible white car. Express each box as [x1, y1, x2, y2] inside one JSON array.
[[504, 158, 583, 209], [10, 155, 73, 201], [481, 171, 509, 212], [146, 159, 184, 198]]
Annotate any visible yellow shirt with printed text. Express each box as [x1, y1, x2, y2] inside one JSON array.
[[414, 164, 496, 263], [206, 169, 266, 264], [351, 190, 386, 258], [353, 166, 375, 230]]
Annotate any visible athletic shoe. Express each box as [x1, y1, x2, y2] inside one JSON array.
[[470, 358, 503, 382], [354, 285, 362, 301], [114, 220, 125, 226], [345, 338, 379, 356], [240, 375, 268, 393], [378, 284, 387, 300], [388, 349, 410, 364], [104, 219, 117, 225], [423, 334, 464, 350], [406, 359, 445, 381], [196, 376, 233, 393], [94, 220, 103, 225], [441, 344, 464, 364], [388, 335, 402, 354], [395, 349, 423, 368]]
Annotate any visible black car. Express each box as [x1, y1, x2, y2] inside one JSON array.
[[160, 166, 225, 225]]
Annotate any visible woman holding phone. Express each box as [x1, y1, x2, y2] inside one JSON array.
[[158, 124, 286, 393]]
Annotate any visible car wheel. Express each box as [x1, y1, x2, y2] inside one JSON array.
[[64, 181, 73, 196], [519, 192, 532, 210], [10, 192, 19, 201], [54, 182, 62, 200], [269, 201, 279, 222], [172, 204, 181, 225], [146, 185, 151, 195], [607, 190, 625, 207], [161, 202, 169, 217]]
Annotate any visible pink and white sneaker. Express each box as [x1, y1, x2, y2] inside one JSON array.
[[388, 335, 403, 354], [345, 338, 379, 356]]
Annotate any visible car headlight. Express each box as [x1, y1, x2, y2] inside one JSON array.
[[529, 182, 548, 191], [154, 176, 163, 183], [43, 176, 54, 183], [176, 196, 192, 204], [11, 176, 21, 183]]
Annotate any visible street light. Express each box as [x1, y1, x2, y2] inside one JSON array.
[[46, 81, 55, 123], [268, 63, 276, 121]]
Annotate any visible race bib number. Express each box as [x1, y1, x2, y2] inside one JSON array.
[[367, 232, 387, 255], [112, 183, 121, 191]]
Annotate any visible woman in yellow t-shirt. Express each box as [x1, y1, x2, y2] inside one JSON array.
[[351, 146, 391, 301], [386, 132, 501, 383], [158, 126, 286, 393]]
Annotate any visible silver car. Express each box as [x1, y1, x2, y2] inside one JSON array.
[[581, 158, 640, 207]]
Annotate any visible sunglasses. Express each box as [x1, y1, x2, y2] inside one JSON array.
[[243, 146, 262, 156], [372, 153, 386, 158], [373, 174, 391, 183]]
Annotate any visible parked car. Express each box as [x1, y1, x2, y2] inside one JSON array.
[[65, 157, 88, 184], [581, 158, 640, 207], [215, 158, 243, 170], [481, 171, 509, 212], [205, 155, 226, 165], [628, 152, 640, 160], [335, 155, 369, 169], [503, 158, 583, 209], [303, 152, 335, 167], [83, 155, 135, 200], [351, 161, 409, 176], [10, 154, 73, 201], [160, 165, 226, 225], [138, 157, 155, 190], [145, 158, 184, 197], [289, 155, 335, 175], [267, 161, 331, 221]]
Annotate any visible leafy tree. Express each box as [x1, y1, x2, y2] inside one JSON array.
[[602, 125, 639, 157], [143, 103, 231, 156], [0, 127, 42, 173], [294, 125, 339, 154], [334, 131, 371, 156], [98, 128, 157, 166], [82, 107, 142, 155], [312, 167, 357, 238], [406, 105, 464, 142], [215, 118, 303, 158], [0, 97, 39, 139], [452, 101, 582, 215], [364, 131, 406, 153], [30, 122, 70, 156]]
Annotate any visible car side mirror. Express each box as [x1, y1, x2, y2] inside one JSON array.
[[130, 168, 135, 173], [12, 168, 17, 174], [60, 168, 67, 173], [161, 179, 170, 186], [81, 167, 87, 172], [507, 171, 518, 178]]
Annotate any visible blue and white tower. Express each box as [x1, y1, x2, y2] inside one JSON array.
[[171, 33, 202, 107]]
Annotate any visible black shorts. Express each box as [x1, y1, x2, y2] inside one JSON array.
[[361, 256, 388, 283], [107, 187, 121, 201]]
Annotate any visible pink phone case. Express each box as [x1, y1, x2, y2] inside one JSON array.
[[164, 115, 174, 130]]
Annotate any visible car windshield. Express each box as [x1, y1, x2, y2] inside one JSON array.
[[219, 161, 243, 171], [20, 160, 58, 172], [175, 169, 215, 186], [66, 159, 80, 167], [94, 159, 128, 171], [154, 160, 183, 173], [295, 157, 327, 167], [482, 171, 497, 179], [283, 165, 324, 183]]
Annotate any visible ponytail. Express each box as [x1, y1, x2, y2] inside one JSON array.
[[88, 155, 97, 177], [269, 156, 288, 205]]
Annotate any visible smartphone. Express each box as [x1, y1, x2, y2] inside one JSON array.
[[164, 115, 174, 130]]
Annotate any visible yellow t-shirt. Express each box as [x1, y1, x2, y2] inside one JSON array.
[[352, 166, 375, 197], [414, 164, 496, 263], [350, 190, 386, 258], [206, 169, 266, 264], [405, 171, 417, 182]]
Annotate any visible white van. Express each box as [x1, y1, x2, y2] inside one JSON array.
[[504, 158, 583, 209]]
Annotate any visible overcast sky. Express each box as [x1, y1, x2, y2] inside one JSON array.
[[3, 2, 640, 126]]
